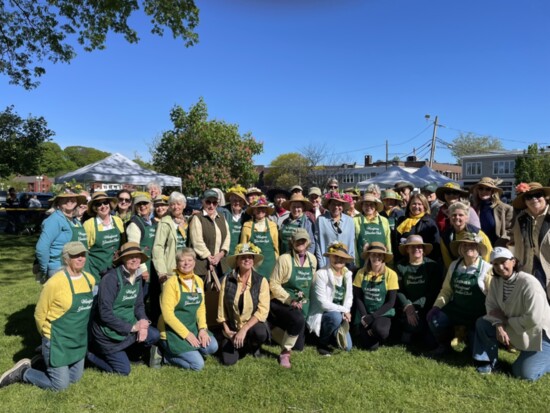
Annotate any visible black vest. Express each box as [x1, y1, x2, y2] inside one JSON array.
[[223, 270, 262, 331]]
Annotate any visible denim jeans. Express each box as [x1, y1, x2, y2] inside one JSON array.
[[428, 309, 474, 347], [23, 337, 84, 391], [474, 317, 550, 381], [87, 326, 160, 376], [160, 336, 218, 371], [319, 311, 352, 351]]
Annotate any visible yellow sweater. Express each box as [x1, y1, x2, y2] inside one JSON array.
[[34, 270, 96, 339], [83, 215, 125, 248]]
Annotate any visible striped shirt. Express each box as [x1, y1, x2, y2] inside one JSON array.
[[503, 272, 518, 302]]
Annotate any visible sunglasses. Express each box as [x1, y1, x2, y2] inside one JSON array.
[[477, 187, 493, 192], [525, 192, 544, 201], [445, 191, 462, 196], [205, 199, 218, 205], [329, 185, 338, 189], [94, 200, 110, 207], [118, 198, 131, 203]]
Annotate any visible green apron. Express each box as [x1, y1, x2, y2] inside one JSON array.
[[227, 216, 243, 256], [399, 262, 429, 307], [49, 270, 94, 367], [442, 258, 486, 326], [357, 270, 395, 323], [87, 218, 121, 283], [283, 255, 314, 316], [70, 220, 90, 273], [100, 268, 140, 341], [136, 216, 156, 274], [165, 278, 211, 354], [332, 277, 346, 306], [357, 215, 387, 267], [280, 216, 304, 255], [175, 220, 186, 251], [250, 219, 277, 279]]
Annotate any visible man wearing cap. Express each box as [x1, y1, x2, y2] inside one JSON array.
[[88, 242, 160, 375], [270, 229, 318, 367], [421, 182, 443, 220], [305, 187, 325, 222], [220, 186, 249, 264], [394, 181, 414, 209], [290, 185, 303, 196], [188, 189, 230, 278]]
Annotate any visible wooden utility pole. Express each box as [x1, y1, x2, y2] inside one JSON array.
[[429, 115, 439, 168]]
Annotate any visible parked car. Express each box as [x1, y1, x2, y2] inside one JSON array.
[[16, 192, 54, 209], [184, 197, 202, 216], [0, 190, 7, 207]]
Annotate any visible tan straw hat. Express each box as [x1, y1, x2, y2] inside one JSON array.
[[398, 234, 433, 256], [512, 182, 550, 209], [360, 241, 393, 262], [323, 241, 354, 262], [450, 232, 488, 258], [87, 191, 117, 216], [245, 196, 275, 216], [356, 194, 384, 213], [114, 242, 149, 265], [226, 242, 264, 269], [470, 177, 503, 196], [282, 193, 313, 211]]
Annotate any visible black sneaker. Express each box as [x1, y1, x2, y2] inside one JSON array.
[[0, 359, 31, 388], [317, 345, 332, 357]]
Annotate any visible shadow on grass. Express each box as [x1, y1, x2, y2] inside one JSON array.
[[5, 304, 41, 361], [0, 233, 37, 286]]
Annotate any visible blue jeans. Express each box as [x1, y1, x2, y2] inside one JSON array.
[[23, 337, 84, 391], [473, 317, 550, 381], [160, 336, 219, 371], [87, 326, 160, 375], [428, 309, 474, 347], [319, 311, 352, 351]]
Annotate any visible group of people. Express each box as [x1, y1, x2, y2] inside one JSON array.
[[2, 176, 550, 391]]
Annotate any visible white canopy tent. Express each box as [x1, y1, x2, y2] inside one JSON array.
[[55, 153, 182, 188], [412, 165, 454, 185], [357, 166, 430, 189]]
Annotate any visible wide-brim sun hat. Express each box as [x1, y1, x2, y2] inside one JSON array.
[[343, 187, 361, 200], [53, 191, 87, 207], [87, 191, 117, 216], [394, 181, 414, 191], [512, 182, 550, 209], [152, 195, 169, 206], [381, 189, 402, 202], [245, 196, 275, 216], [266, 187, 291, 202], [356, 194, 384, 213], [282, 193, 313, 211], [225, 185, 249, 205], [360, 241, 393, 262], [321, 192, 352, 210], [450, 232, 488, 258], [323, 242, 354, 262], [470, 177, 503, 196], [398, 234, 433, 256], [435, 182, 469, 202], [226, 242, 264, 269], [246, 187, 264, 197], [113, 242, 149, 265]]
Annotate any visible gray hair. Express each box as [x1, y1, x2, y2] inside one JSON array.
[[146, 181, 163, 193], [169, 191, 187, 205], [448, 201, 470, 216], [366, 184, 381, 195], [176, 248, 197, 261]]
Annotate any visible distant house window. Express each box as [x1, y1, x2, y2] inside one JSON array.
[[465, 162, 482, 176], [341, 175, 354, 184], [493, 160, 515, 175]]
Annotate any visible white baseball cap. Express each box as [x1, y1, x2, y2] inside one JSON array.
[[490, 247, 514, 263]]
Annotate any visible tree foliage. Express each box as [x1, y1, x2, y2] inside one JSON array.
[[0, 105, 54, 176], [38, 141, 78, 176], [1, 0, 200, 89], [265, 153, 309, 189], [515, 143, 550, 185], [152, 98, 263, 195], [451, 133, 504, 164], [64, 146, 110, 168]]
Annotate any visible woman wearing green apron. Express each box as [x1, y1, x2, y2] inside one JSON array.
[[427, 232, 492, 356], [279, 193, 316, 255], [307, 241, 354, 356], [270, 229, 317, 368], [35, 190, 88, 279], [353, 242, 399, 351], [83, 192, 124, 285], [87, 242, 160, 375], [241, 196, 279, 279], [220, 187, 249, 266], [354, 194, 391, 268], [158, 248, 218, 370], [1, 242, 95, 391]]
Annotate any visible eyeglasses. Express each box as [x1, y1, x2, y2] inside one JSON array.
[[136, 202, 149, 207], [118, 198, 131, 203], [525, 192, 544, 201], [205, 200, 218, 205], [477, 187, 492, 192], [95, 200, 110, 207], [329, 185, 338, 189]]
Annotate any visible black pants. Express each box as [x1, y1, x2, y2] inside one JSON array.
[[269, 299, 306, 351], [356, 316, 391, 351], [221, 322, 269, 366]]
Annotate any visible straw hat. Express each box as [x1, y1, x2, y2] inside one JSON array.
[[152, 195, 169, 206], [360, 241, 393, 262], [343, 187, 361, 200], [246, 187, 264, 197], [321, 192, 352, 210], [450, 232, 488, 258], [398, 234, 433, 256], [435, 182, 469, 202], [225, 185, 248, 205], [113, 242, 149, 265], [245, 196, 275, 216], [87, 191, 117, 216], [381, 189, 402, 202], [512, 182, 550, 209], [282, 193, 313, 211], [470, 177, 503, 196], [394, 181, 414, 192], [356, 194, 384, 212], [323, 242, 354, 262], [226, 242, 264, 269], [53, 191, 87, 207]]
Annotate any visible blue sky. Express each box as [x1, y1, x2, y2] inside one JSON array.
[[2, 0, 549, 168]]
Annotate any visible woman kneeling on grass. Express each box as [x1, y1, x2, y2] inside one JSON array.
[[217, 243, 271, 366], [0, 242, 94, 390], [473, 247, 550, 380], [157, 248, 218, 371], [353, 242, 398, 351], [87, 242, 160, 375], [307, 241, 354, 356]]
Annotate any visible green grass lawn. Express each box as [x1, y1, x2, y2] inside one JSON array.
[[0, 233, 549, 412]]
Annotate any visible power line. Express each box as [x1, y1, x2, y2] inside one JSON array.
[[443, 125, 550, 146]]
